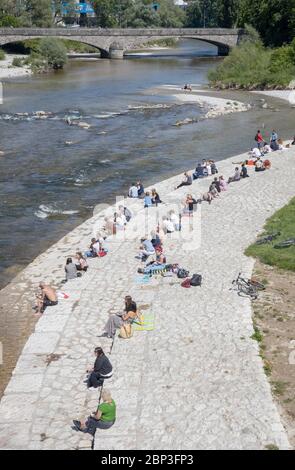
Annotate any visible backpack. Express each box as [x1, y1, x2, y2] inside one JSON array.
[[177, 268, 190, 279], [119, 323, 133, 339], [181, 278, 191, 288], [255, 134, 259, 142], [190, 274, 202, 286]]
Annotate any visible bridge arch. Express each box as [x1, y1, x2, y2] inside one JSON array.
[[0, 36, 110, 58]]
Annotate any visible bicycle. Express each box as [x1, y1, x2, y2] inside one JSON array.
[[256, 231, 281, 245], [274, 238, 295, 249], [231, 273, 265, 299]]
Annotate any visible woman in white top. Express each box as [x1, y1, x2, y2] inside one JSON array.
[[162, 216, 175, 234], [169, 210, 180, 230]]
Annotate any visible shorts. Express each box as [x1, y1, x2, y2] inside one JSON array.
[[42, 298, 58, 312]]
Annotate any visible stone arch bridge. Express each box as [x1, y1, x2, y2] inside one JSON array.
[[0, 28, 245, 58]]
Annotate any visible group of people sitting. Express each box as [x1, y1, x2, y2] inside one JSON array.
[[128, 180, 145, 198], [144, 188, 162, 208]]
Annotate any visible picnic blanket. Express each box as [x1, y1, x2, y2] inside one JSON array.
[[134, 274, 151, 285], [133, 310, 155, 331]]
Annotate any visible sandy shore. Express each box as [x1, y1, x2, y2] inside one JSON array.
[[0, 146, 294, 449], [150, 85, 250, 123], [251, 90, 295, 105], [0, 54, 32, 80]]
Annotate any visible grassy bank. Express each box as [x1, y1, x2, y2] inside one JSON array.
[[209, 28, 295, 90], [245, 197, 295, 271]]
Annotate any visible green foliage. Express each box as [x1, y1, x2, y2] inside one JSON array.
[[12, 56, 23, 66], [0, 48, 5, 60], [0, 15, 22, 27], [245, 197, 295, 271], [209, 24, 295, 90], [26, 0, 53, 27], [38, 38, 68, 69], [237, 0, 295, 47]]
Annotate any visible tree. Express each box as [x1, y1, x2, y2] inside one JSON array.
[[38, 37, 68, 69], [185, 1, 202, 27], [237, 0, 295, 47], [26, 0, 53, 27], [91, 0, 118, 27], [216, 0, 239, 28]]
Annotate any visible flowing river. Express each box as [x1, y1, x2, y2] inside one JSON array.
[[0, 39, 294, 290]]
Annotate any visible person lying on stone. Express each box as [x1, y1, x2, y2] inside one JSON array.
[[73, 389, 116, 436], [227, 167, 241, 184], [86, 347, 113, 389], [100, 296, 138, 339], [35, 282, 58, 314]]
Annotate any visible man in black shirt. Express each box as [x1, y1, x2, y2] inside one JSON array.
[[86, 347, 113, 388]]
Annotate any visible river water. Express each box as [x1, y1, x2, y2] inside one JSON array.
[[0, 39, 294, 290]]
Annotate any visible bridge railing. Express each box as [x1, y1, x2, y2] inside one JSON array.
[[0, 27, 245, 37]]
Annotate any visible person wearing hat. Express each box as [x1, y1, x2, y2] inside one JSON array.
[[86, 347, 113, 389]]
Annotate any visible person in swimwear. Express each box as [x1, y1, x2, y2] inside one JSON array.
[[35, 282, 58, 314]]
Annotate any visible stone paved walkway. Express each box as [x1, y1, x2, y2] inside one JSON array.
[[0, 148, 294, 450]]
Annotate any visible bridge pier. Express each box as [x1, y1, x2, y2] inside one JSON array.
[[217, 44, 230, 56], [108, 42, 124, 59]]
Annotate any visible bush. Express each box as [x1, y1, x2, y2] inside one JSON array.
[[0, 48, 5, 60], [12, 57, 23, 67], [38, 38, 68, 70]]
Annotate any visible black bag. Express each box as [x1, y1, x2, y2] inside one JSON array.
[[190, 274, 202, 286], [177, 268, 190, 279]]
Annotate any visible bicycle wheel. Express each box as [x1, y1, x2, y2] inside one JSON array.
[[238, 283, 258, 299], [274, 239, 295, 249], [249, 279, 265, 290]]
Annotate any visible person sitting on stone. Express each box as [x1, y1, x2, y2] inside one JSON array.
[[168, 210, 180, 230], [228, 167, 241, 184], [35, 282, 58, 315], [137, 237, 156, 261], [119, 205, 132, 222], [202, 192, 213, 204], [151, 188, 162, 205], [209, 182, 219, 198], [219, 175, 228, 191], [65, 257, 78, 281], [144, 191, 153, 208], [86, 347, 113, 389], [150, 230, 162, 250], [210, 160, 218, 175], [75, 252, 88, 272], [212, 176, 221, 192], [101, 296, 138, 339], [255, 158, 266, 172], [114, 211, 126, 230], [73, 389, 116, 436], [184, 194, 198, 214], [291, 135, 295, 146], [175, 172, 192, 189], [137, 180, 145, 198], [193, 163, 204, 180], [128, 183, 138, 198], [240, 163, 249, 178], [162, 216, 175, 234]]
